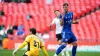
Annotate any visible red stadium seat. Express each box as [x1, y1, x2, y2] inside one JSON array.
[[1, 0, 99, 41]]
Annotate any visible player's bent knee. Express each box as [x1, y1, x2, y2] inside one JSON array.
[[62, 42, 67, 45], [72, 42, 77, 46], [61, 43, 67, 48]]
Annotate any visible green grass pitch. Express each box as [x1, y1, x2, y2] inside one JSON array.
[[0, 49, 100, 56]]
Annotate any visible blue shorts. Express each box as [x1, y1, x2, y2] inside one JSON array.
[[62, 31, 77, 44]]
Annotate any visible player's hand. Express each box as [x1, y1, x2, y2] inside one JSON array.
[[72, 19, 79, 24], [12, 48, 18, 56], [62, 15, 64, 20], [60, 13, 65, 26], [62, 12, 65, 19], [49, 25, 52, 28], [12, 51, 16, 56]]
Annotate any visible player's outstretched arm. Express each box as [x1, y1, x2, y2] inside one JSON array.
[[41, 47, 49, 56], [49, 24, 52, 29], [12, 48, 18, 56], [40, 38, 48, 56], [60, 18, 64, 26], [49, 18, 55, 29], [72, 19, 79, 24], [12, 41, 27, 56]]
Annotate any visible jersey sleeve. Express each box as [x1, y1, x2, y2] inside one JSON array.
[[51, 18, 55, 25], [40, 40, 48, 56], [18, 41, 27, 50], [18, 36, 30, 50], [24, 35, 30, 42], [40, 40, 44, 48]]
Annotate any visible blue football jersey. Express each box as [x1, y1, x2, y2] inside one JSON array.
[[60, 12, 73, 32]]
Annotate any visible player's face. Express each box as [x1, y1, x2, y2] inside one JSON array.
[[55, 11, 60, 17], [63, 5, 68, 12]]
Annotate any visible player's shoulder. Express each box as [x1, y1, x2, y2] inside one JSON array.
[[54, 18, 57, 20], [31, 34, 41, 40], [26, 34, 37, 38], [69, 11, 73, 14], [26, 35, 31, 38], [52, 18, 57, 22]]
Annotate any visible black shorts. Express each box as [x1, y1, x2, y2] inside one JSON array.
[[56, 33, 62, 41]]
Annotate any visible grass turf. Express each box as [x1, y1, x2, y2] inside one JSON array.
[[0, 49, 100, 56]]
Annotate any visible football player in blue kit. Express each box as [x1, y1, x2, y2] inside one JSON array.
[[54, 3, 79, 56]]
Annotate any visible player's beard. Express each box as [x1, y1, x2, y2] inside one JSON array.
[[65, 10, 68, 13]]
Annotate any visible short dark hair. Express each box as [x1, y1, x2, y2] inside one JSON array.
[[63, 3, 68, 6], [54, 10, 59, 13], [30, 28, 36, 34]]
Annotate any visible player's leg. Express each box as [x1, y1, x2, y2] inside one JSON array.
[[69, 35, 77, 56], [58, 40, 65, 56], [56, 34, 62, 45], [58, 33, 70, 56], [56, 34, 65, 56], [71, 41, 77, 56], [54, 43, 67, 56], [58, 36, 70, 56], [54, 32, 68, 56], [65, 46, 70, 56]]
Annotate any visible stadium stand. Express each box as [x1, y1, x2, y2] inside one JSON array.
[[0, 0, 100, 42]]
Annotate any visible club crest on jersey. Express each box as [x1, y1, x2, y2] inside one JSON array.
[[65, 38, 68, 41]]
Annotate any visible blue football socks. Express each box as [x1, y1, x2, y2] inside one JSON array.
[[56, 44, 66, 55], [72, 46, 77, 56]]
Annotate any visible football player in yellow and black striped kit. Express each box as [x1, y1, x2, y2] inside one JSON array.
[[13, 28, 48, 56]]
